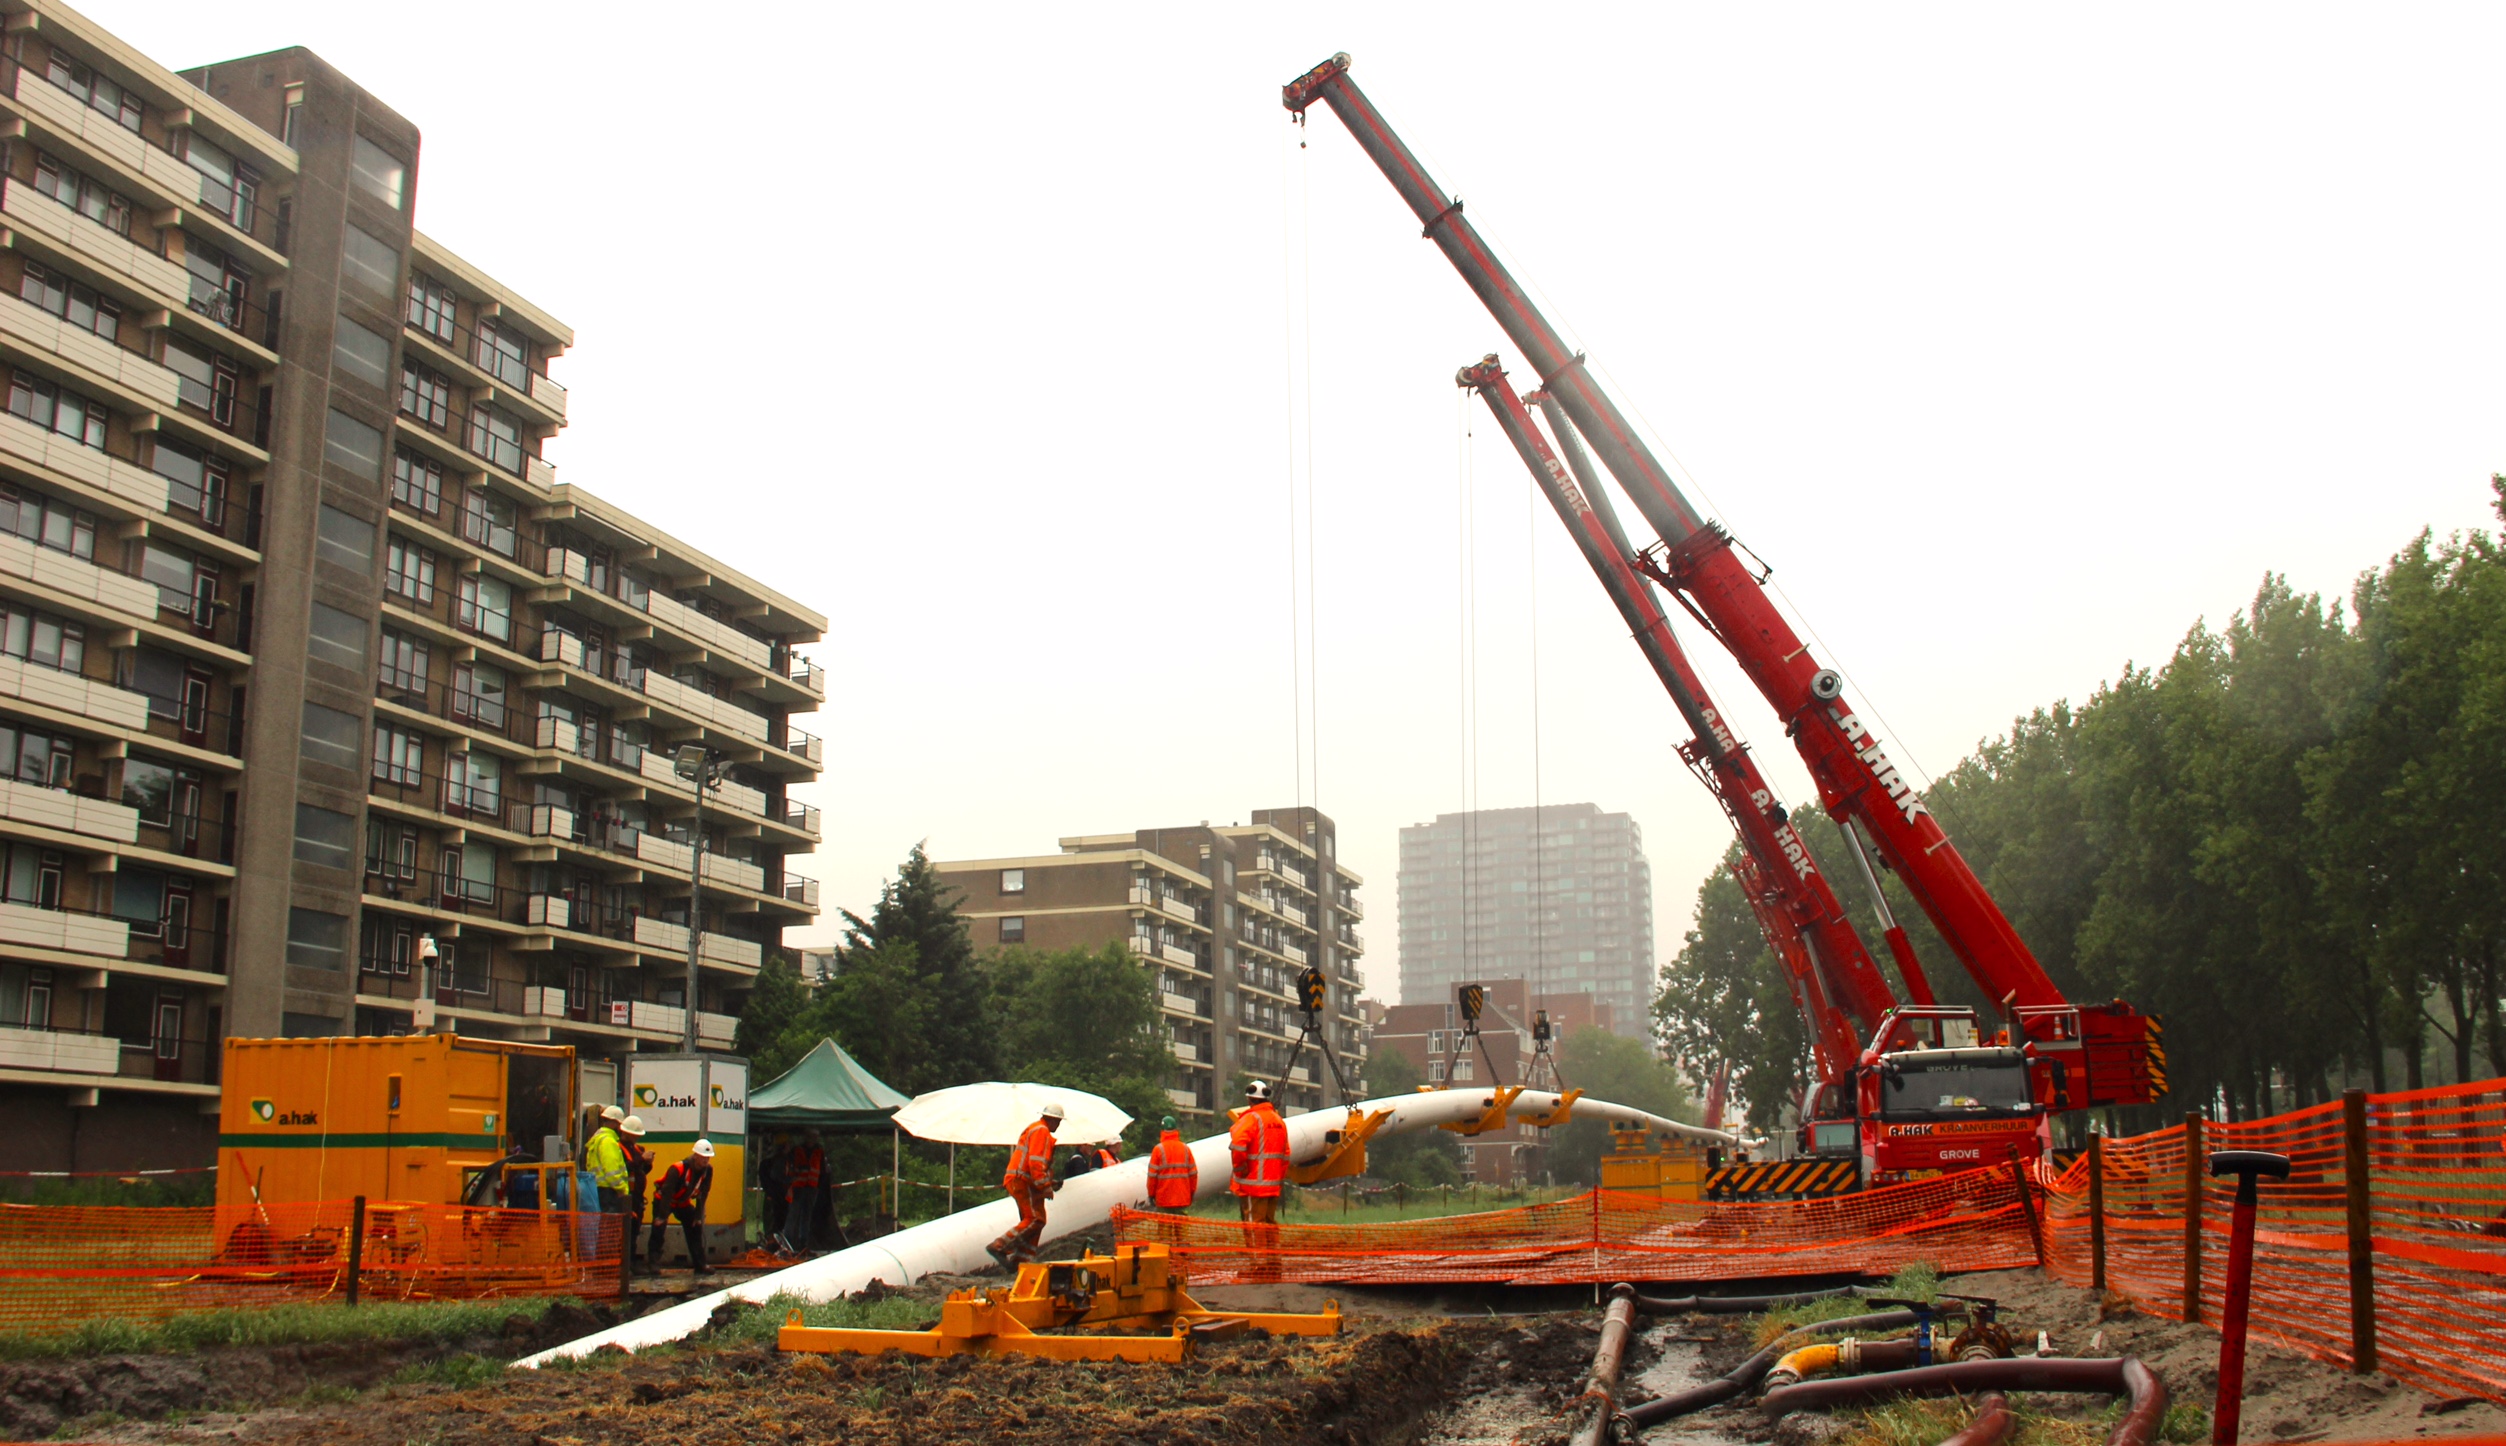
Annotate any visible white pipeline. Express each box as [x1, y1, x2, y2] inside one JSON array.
[[515, 1087, 1746, 1366]]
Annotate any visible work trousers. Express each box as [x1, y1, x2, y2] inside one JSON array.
[[784, 1184, 822, 1253], [648, 1208, 706, 1270], [988, 1179, 1047, 1266], [1239, 1192, 1280, 1282]]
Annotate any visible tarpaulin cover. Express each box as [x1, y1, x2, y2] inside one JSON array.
[[748, 1039, 911, 1132]]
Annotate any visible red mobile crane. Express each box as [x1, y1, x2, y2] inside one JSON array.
[[1285, 54, 2165, 1156]]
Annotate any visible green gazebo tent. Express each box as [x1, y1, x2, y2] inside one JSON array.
[[749, 1039, 910, 1131]]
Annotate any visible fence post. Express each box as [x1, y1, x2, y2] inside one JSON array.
[[2183, 1112, 2205, 1323], [2008, 1147, 2046, 1267], [2343, 1089, 2378, 1375], [344, 1196, 365, 1307], [2088, 1133, 2108, 1293]]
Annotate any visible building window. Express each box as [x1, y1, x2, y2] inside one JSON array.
[[285, 907, 348, 969], [149, 442, 229, 529], [1001, 868, 1025, 894], [281, 84, 303, 147], [474, 321, 528, 387], [0, 484, 97, 561], [307, 602, 369, 672], [406, 272, 456, 342], [391, 449, 443, 515], [137, 543, 203, 617], [371, 724, 424, 786], [292, 804, 357, 871], [0, 724, 76, 789], [1427, 1030, 1445, 1054], [44, 52, 143, 132], [464, 406, 522, 473], [33, 152, 130, 237], [300, 701, 362, 772], [456, 574, 512, 643], [399, 362, 451, 429], [180, 241, 249, 331], [316, 504, 376, 573], [365, 819, 420, 887], [351, 134, 408, 210], [453, 662, 507, 729], [332, 314, 391, 389], [342, 225, 400, 297], [18, 262, 119, 342], [447, 751, 501, 816], [459, 489, 518, 557], [8, 374, 107, 450], [384, 537, 437, 605], [323, 408, 383, 477], [1000, 916, 1025, 944], [178, 133, 255, 231], [162, 337, 239, 427], [378, 629, 430, 694]]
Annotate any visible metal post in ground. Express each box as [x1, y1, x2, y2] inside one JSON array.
[[344, 1196, 365, 1307], [2183, 1112, 2205, 1323], [2008, 1147, 2045, 1267], [2342, 1089, 2378, 1374], [2208, 1148, 2291, 1445], [2089, 1132, 2108, 1293]]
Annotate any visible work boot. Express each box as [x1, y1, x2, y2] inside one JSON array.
[[984, 1242, 1013, 1272]]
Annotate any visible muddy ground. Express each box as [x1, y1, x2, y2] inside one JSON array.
[[14, 1263, 2502, 1444]]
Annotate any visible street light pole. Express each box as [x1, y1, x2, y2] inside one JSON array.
[[673, 744, 726, 1052]]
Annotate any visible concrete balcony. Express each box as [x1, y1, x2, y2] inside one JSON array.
[[0, 1023, 120, 1075], [536, 630, 588, 669], [1160, 989, 1202, 1018], [0, 411, 172, 515], [639, 747, 767, 817], [780, 874, 820, 910], [0, 298, 181, 412], [0, 655, 148, 731], [641, 670, 769, 744], [1166, 1088, 1200, 1109], [607, 1000, 686, 1038], [1169, 1039, 1199, 1063], [630, 914, 764, 972], [700, 851, 765, 894], [6, 71, 208, 208], [529, 371, 568, 419], [0, 778, 138, 844], [524, 893, 570, 928], [525, 805, 575, 843], [524, 456, 556, 490], [1282, 942, 1310, 967], [534, 715, 582, 755], [636, 831, 693, 874], [0, 899, 126, 958], [1340, 896, 1364, 920], [696, 1011, 737, 1048], [522, 985, 571, 1019], [646, 591, 772, 670], [1161, 893, 1198, 923], [0, 178, 188, 311]]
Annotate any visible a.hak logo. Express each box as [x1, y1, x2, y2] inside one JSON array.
[[709, 1084, 746, 1112], [638, 1085, 699, 1110], [1748, 790, 1819, 881], [249, 1098, 319, 1127], [1828, 706, 1931, 826]]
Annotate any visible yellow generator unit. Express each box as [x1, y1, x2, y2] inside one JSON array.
[[218, 1035, 578, 1208], [1598, 1123, 1709, 1201]]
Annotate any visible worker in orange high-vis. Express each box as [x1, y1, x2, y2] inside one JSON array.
[[986, 1101, 1063, 1270], [1229, 1080, 1289, 1279], [1147, 1115, 1198, 1210]]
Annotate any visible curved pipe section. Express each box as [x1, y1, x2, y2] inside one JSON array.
[[1938, 1391, 2016, 1446], [516, 1087, 1741, 1366], [1760, 1358, 2168, 1446], [1619, 1308, 1925, 1426]]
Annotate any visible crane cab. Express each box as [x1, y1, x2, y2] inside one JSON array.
[[1855, 1006, 2048, 1186]]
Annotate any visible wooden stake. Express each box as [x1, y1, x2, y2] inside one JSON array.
[[2088, 1133, 2108, 1294], [344, 1196, 366, 1307], [2343, 1089, 2378, 1374], [2183, 1112, 2205, 1323]]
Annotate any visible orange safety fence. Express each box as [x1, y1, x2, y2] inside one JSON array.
[[0, 1198, 623, 1336], [2041, 1078, 2506, 1405], [1114, 1166, 2039, 1286]]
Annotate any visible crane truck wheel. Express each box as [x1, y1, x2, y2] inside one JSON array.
[[1809, 669, 1844, 701]]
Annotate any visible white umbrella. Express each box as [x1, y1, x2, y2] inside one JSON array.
[[893, 1082, 1134, 1214]]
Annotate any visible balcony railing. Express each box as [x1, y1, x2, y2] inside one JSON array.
[[779, 872, 819, 910], [782, 654, 825, 696], [0, 894, 226, 972], [774, 797, 821, 837], [771, 723, 823, 767], [372, 669, 529, 746], [399, 299, 562, 410]]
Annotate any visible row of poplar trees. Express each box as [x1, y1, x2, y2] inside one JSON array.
[[1658, 481, 2506, 1133]]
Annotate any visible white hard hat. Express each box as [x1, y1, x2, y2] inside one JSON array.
[[1041, 1102, 1067, 1121], [1246, 1079, 1272, 1102], [621, 1115, 646, 1138], [692, 1138, 715, 1158], [600, 1104, 625, 1122]]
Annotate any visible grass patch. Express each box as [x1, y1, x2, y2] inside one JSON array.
[[389, 1352, 507, 1391], [0, 1296, 574, 1361], [1752, 1263, 1941, 1349], [1178, 1183, 1582, 1227], [704, 1291, 935, 1348], [1842, 1392, 2207, 1446]]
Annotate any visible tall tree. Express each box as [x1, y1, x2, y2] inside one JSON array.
[[836, 844, 996, 1087]]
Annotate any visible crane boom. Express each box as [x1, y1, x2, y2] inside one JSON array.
[[1284, 52, 2165, 1113]]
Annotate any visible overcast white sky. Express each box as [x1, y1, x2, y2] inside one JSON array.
[[97, 2, 2506, 1003]]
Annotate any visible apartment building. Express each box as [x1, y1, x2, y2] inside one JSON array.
[[0, 2, 824, 1169], [1367, 979, 1616, 1184], [1397, 803, 1654, 1037], [935, 809, 1367, 1125]]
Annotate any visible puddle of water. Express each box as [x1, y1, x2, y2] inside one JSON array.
[[1626, 1333, 1755, 1446]]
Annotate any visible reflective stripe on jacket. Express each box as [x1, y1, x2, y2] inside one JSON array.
[[1230, 1103, 1289, 1197], [1004, 1120, 1057, 1191], [655, 1158, 711, 1216], [586, 1127, 630, 1193], [788, 1145, 825, 1192], [1148, 1132, 1198, 1209]]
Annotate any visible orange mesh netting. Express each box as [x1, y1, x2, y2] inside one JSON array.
[[2041, 1079, 2506, 1404], [1114, 1166, 2038, 1286], [0, 1198, 622, 1336]]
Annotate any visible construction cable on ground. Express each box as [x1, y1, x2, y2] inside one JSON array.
[[1759, 1357, 2167, 1446]]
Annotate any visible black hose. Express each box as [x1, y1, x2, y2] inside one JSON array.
[[1618, 1308, 1923, 1427], [1631, 1285, 1866, 1316]]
